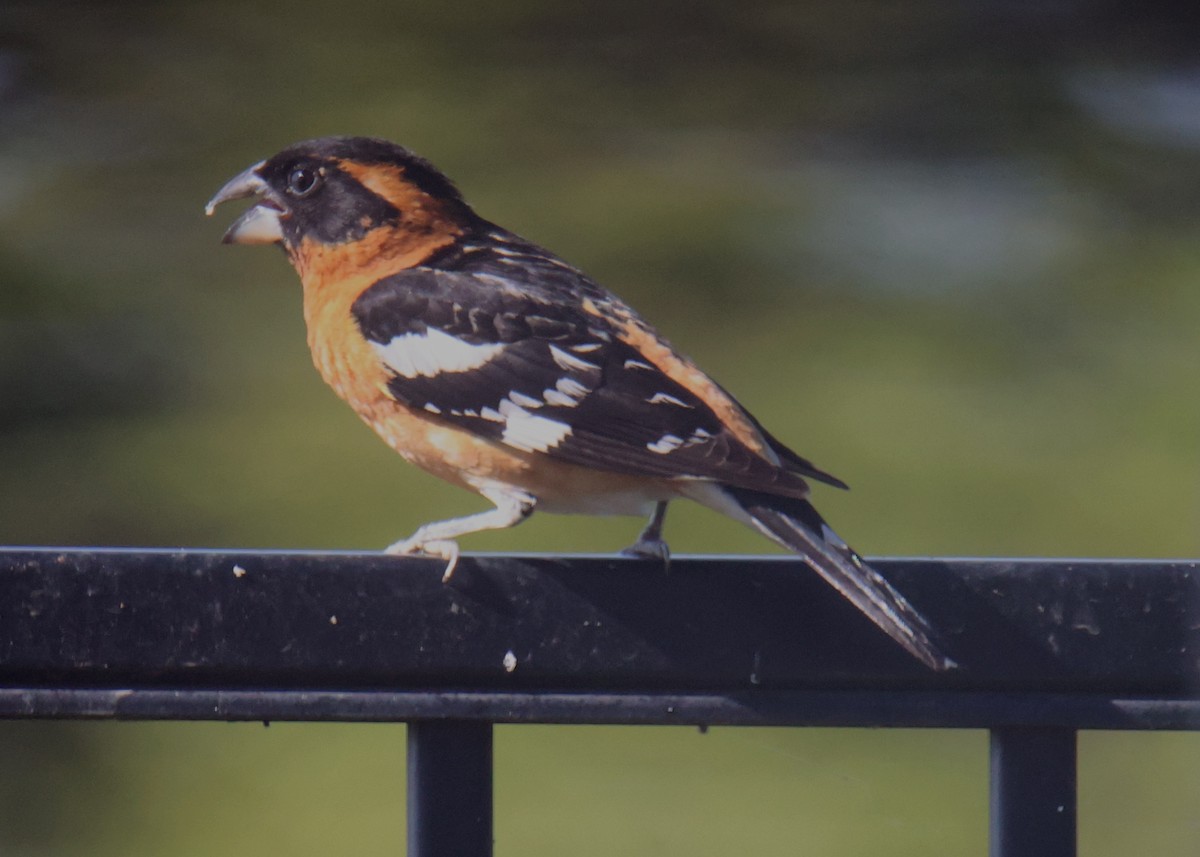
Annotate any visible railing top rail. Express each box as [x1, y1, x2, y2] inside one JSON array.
[[1, 549, 1197, 729]]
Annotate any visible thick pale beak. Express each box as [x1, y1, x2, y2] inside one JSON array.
[[204, 161, 287, 245]]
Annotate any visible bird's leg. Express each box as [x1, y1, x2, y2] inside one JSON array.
[[387, 488, 535, 581], [621, 501, 671, 570]]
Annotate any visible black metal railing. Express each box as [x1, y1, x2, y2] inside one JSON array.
[[1, 549, 1197, 856]]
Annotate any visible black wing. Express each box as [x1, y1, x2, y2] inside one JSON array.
[[351, 249, 812, 493]]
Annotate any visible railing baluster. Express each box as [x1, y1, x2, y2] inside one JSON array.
[[989, 727, 1077, 857], [407, 720, 494, 857]]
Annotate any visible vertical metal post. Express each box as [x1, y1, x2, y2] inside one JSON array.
[[407, 720, 494, 857], [989, 727, 1076, 857]]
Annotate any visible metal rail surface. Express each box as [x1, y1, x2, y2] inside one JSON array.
[[2, 549, 1197, 857]]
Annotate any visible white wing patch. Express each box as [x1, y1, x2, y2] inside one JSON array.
[[508, 390, 544, 409], [542, 390, 576, 407], [549, 344, 599, 372], [647, 392, 693, 408], [499, 396, 573, 452], [647, 434, 685, 454], [374, 328, 505, 378], [647, 427, 711, 455], [543, 376, 591, 408]]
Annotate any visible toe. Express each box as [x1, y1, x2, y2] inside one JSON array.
[[621, 539, 671, 567], [385, 538, 419, 555]]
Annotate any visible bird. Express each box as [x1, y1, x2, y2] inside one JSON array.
[[206, 136, 952, 670]]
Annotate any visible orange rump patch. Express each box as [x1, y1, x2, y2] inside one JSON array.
[[587, 299, 776, 463]]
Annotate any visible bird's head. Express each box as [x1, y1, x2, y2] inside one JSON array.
[[206, 136, 474, 277]]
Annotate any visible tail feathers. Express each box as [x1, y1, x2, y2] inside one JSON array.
[[724, 486, 954, 671]]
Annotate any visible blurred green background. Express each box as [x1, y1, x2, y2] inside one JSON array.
[[2, 1, 1198, 854]]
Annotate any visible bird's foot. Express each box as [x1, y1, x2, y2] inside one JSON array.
[[386, 536, 461, 581], [621, 537, 671, 572]]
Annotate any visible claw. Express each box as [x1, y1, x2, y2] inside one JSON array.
[[438, 543, 461, 582]]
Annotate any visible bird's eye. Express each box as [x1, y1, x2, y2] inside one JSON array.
[[287, 166, 321, 197]]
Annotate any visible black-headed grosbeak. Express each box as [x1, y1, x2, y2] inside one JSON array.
[[206, 136, 951, 670]]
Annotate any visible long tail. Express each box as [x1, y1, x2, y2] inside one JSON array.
[[722, 486, 954, 671]]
